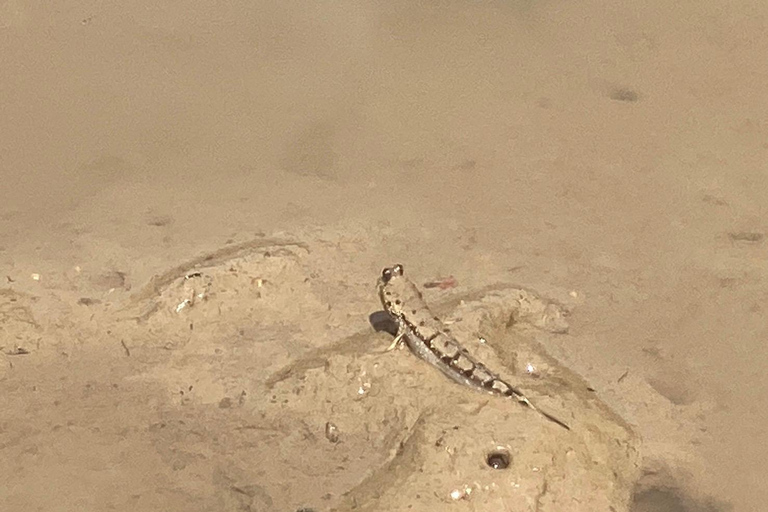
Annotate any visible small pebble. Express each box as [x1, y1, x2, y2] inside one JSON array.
[[325, 422, 339, 443]]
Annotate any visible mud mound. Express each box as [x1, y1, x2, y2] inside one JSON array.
[[1, 236, 639, 511]]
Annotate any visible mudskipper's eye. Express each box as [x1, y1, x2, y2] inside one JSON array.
[[381, 267, 392, 283], [393, 264, 404, 276]]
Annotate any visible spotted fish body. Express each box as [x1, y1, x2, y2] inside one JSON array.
[[377, 264, 570, 430]]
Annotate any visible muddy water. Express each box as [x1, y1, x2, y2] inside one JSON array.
[[1, 1, 766, 511]]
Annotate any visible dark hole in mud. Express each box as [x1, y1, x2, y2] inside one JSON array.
[[486, 450, 510, 469]]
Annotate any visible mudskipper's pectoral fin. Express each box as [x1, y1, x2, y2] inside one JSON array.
[[385, 322, 408, 352]]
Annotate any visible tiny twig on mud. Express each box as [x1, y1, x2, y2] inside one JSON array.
[[4, 347, 30, 356]]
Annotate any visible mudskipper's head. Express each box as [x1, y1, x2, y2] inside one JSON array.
[[377, 264, 405, 317]]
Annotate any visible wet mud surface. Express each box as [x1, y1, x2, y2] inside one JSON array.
[[1, 235, 710, 511], [4, 3, 765, 509]]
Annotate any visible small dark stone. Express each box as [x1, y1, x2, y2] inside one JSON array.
[[729, 231, 764, 242], [486, 450, 511, 469], [609, 87, 640, 102], [147, 215, 172, 227]]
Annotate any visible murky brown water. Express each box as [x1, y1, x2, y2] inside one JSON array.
[[1, 1, 766, 511]]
